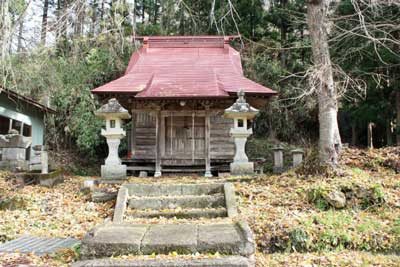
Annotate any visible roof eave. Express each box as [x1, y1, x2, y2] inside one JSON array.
[[0, 87, 57, 114]]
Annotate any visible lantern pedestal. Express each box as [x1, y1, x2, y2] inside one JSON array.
[[101, 132, 127, 180], [229, 129, 254, 175]]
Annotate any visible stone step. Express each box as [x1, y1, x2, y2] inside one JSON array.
[[128, 194, 225, 210], [80, 222, 255, 259], [124, 183, 224, 197], [72, 256, 254, 267], [126, 207, 227, 219]]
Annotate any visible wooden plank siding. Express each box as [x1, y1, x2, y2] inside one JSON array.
[[133, 112, 156, 159], [210, 113, 235, 159], [131, 110, 234, 164]]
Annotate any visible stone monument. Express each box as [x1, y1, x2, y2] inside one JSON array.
[[0, 130, 31, 171], [224, 90, 259, 175], [291, 149, 304, 168], [272, 145, 284, 174], [95, 98, 131, 180]]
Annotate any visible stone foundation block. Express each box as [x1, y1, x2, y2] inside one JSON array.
[[230, 162, 254, 175], [0, 160, 27, 171], [101, 164, 127, 180], [2, 148, 26, 161]]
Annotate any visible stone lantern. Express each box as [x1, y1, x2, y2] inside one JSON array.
[[95, 98, 131, 180], [224, 90, 259, 175]]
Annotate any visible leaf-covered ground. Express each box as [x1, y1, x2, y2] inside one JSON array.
[[0, 147, 399, 266]]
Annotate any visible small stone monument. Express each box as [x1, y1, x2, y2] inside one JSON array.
[[291, 149, 304, 168], [41, 149, 49, 174], [30, 145, 43, 171], [95, 98, 131, 180], [272, 145, 284, 174], [224, 90, 259, 175]]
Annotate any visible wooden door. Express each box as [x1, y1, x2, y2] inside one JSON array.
[[164, 115, 205, 159]]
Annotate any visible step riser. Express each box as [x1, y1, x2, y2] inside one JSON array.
[[73, 256, 255, 267], [128, 195, 225, 210], [126, 209, 227, 219], [124, 184, 224, 197]]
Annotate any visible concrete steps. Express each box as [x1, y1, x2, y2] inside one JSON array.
[[115, 183, 234, 221], [78, 183, 251, 266], [124, 183, 224, 197], [126, 207, 227, 219], [80, 222, 255, 258], [128, 194, 226, 210]]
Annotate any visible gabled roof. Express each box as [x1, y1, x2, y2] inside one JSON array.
[[92, 36, 276, 99], [0, 87, 56, 113]]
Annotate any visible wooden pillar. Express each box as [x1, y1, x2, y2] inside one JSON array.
[[130, 112, 136, 156], [204, 107, 212, 177], [155, 108, 162, 177]]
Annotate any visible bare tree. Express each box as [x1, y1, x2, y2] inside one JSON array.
[[306, 0, 341, 166], [41, 0, 49, 45], [0, 0, 11, 62]]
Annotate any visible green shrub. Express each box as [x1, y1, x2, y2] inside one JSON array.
[[288, 228, 310, 252], [307, 186, 330, 211]]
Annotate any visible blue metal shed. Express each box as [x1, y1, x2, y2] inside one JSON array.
[[0, 88, 56, 155]]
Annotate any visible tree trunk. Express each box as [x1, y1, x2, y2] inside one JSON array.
[[132, 0, 137, 34], [397, 91, 400, 146], [74, 1, 85, 37], [351, 123, 357, 147], [306, 0, 341, 165], [142, 0, 145, 22], [99, 0, 105, 32], [62, 0, 69, 49], [280, 0, 288, 68], [0, 0, 11, 61], [90, 0, 98, 36], [55, 0, 62, 44], [17, 19, 24, 52], [368, 122, 375, 149], [386, 119, 393, 146], [41, 0, 49, 45]]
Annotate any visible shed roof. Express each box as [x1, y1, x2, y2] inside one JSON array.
[[0, 87, 56, 113], [92, 36, 276, 99]]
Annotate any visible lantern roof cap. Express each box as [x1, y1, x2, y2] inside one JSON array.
[[95, 98, 131, 119], [224, 90, 259, 119]]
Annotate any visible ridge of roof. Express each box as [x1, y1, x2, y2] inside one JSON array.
[[133, 35, 240, 48]]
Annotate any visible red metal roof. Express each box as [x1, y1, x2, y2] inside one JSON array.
[[92, 36, 276, 98]]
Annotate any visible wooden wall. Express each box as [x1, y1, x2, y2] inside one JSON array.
[[131, 110, 234, 164], [134, 112, 156, 159], [210, 112, 235, 159]]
